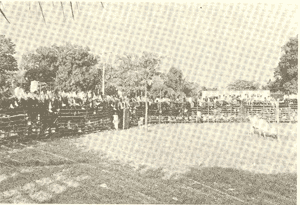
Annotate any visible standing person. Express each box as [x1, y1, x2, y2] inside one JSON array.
[[213, 97, 218, 108], [112, 111, 119, 130], [118, 98, 124, 129]]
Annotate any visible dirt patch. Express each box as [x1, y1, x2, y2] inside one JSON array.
[[0, 123, 296, 204], [73, 123, 297, 177]]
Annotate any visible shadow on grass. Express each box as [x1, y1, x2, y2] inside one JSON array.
[[133, 164, 297, 204], [0, 132, 88, 150], [1, 158, 90, 168], [189, 167, 295, 197]]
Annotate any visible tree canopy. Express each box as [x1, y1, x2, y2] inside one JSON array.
[[0, 35, 18, 73], [227, 80, 260, 91], [0, 35, 18, 100], [165, 67, 184, 92], [1, 38, 223, 100], [104, 52, 163, 97], [21, 43, 99, 92], [274, 35, 298, 94]]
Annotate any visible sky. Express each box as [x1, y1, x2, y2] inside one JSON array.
[[0, 1, 298, 89]]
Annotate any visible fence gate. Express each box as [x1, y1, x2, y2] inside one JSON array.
[[123, 108, 130, 129]]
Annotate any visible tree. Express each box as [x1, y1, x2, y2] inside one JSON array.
[[138, 52, 163, 84], [21, 43, 100, 92], [0, 35, 18, 73], [264, 79, 281, 93], [227, 80, 260, 91], [274, 35, 298, 94], [0, 35, 18, 100], [165, 67, 184, 92], [106, 52, 163, 97], [149, 73, 169, 98], [105, 85, 118, 96], [21, 46, 59, 90], [182, 81, 201, 97], [109, 53, 143, 96], [55, 44, 99, 92]]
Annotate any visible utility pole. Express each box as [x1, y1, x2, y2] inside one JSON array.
[[145, 79, 148, 130], [196, 94, 199, 123], [102, 63, 105, 96], [100, 52, 113, 96], [159, 89, 162, 124], [276, 98, 280, 140], [144, 76, 153, 131]]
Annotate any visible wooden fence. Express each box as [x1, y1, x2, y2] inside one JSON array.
[[0, 102, 297, 143], [0, 107, 114, 143], [132, 102, 298, 124]]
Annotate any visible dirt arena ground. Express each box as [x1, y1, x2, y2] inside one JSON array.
[[0, 123, 297, 204], [76, 123, 297, 176]]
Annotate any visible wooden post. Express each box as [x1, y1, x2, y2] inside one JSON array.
[[196, 98, 198, 123], [145, 84, 148, 130], [159, 89, 161, 124], [158, 109, 161, 124], [207, 100, 210, 123], [276, 99, 280, 123], [207, 102, 209, 117], [102, 64, 105, 96], [37, 114, 40, 137], [288, 101, 291, 123], [262, 103, 264, 120], [123, 108, 125, 129], [276, 99, 280, 139]]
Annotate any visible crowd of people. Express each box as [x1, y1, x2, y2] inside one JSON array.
[[0, 89, 298, 117], [0, 89, 298, 132], [198, 94, 296, 107]]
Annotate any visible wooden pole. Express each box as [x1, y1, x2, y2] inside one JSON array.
[[122, 106, 125, 129], [288, 101, 291, 123], [196, 97, 198, 123], [145, 82, 148, 130], [102, 64, 105, 96], [262, 103, 264, 120], [208, 101, 209, 119], [276, 99, 280, 140], [159, 89, 161, 124], [276, 99, 280, 123]]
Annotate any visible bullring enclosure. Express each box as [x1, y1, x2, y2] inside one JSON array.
[[0, 2, 298, 204], [0, 118, 297, 204], [0, 90, 298, 204]]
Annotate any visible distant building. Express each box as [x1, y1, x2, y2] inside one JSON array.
[[270, 93, 284, 100], [202, 90, 271, 99]]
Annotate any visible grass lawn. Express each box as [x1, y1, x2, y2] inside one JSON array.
[[0, 123, 297, 204]]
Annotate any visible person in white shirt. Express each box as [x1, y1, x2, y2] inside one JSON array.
[[112, 111, 119, 130]]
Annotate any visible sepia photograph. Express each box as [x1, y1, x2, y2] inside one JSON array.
[[0, 1, 298, 204]]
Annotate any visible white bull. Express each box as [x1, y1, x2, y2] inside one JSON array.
[[248, 115, 278, 140]]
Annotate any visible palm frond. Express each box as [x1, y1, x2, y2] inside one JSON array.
[[38, 2, 46, 24], [61, 2, 65, 19], [0, 1, 4, 11], [0, 7, 9, 23], [76, 2, 79, 12], [0, 1, 10, 23], [70, 2, 74, 20]]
